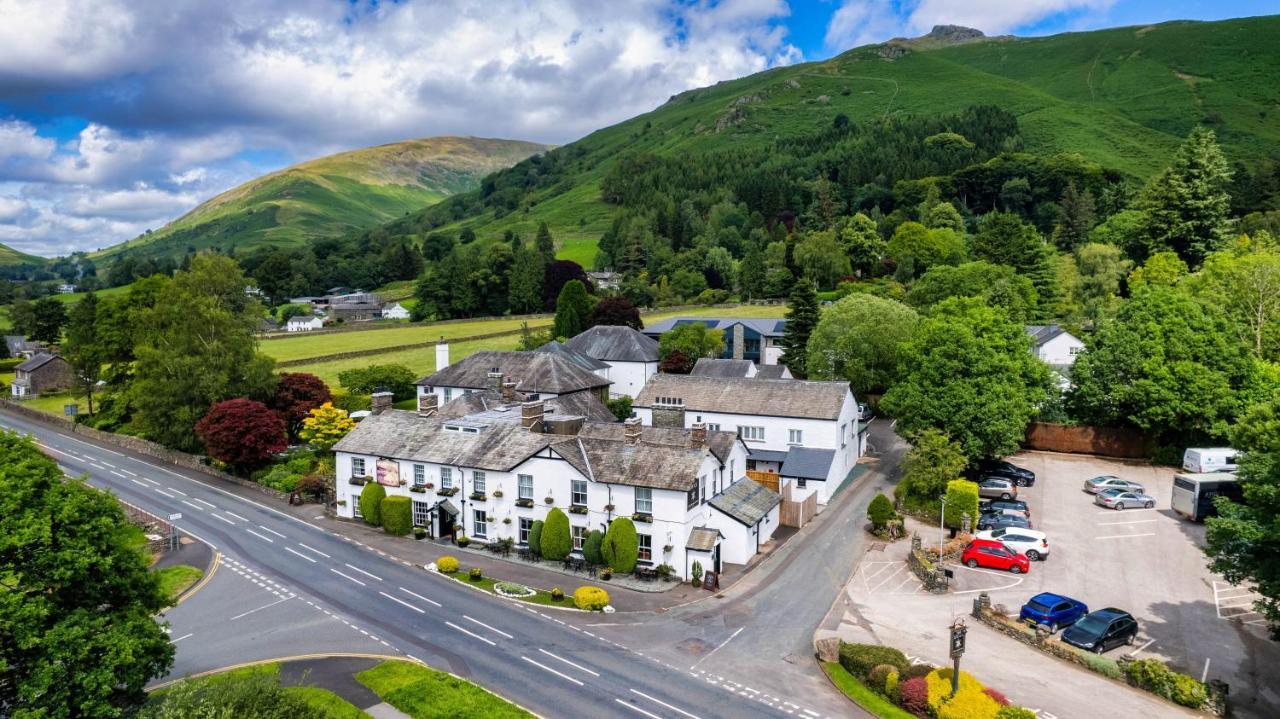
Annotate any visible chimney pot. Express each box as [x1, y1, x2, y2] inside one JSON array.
[[371, 391, 394, 415], [691, 421, 707, 449], [521, 400, 545, 431], [501, 381, 518, 403], [624, 417, 642, 446]]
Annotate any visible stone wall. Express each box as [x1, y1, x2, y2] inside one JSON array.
[[1023, 422, 1154, 459], [651, 407, 686, 429]]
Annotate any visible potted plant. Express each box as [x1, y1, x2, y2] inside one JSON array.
[[424, 482, 434, 489], [438, 487, 458, 497], [604, 503, 615, 512], [492, 489, 504, 498], [470, 491, 487, 501], [502, 517, 512, 525], [691, 561, 703, 587], [456, 535, 470, 548], [663, 544, 673, 553], [469, 567, 482, 581], [413, 527, 427, 540], [515, 498, 534, 508], [347, 477, 366, 486], [544, 496, 555, 506], [600, 567, 614, 581]]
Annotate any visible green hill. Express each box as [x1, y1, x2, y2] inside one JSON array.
[[390, 16, 1280, 266], [0, 242, 44, 266], [94, 136, 548, 263]]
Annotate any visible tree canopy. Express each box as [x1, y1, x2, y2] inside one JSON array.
[[657, 324, 724, 373], [806, 293, 917, 396], [779, 279, 819, 378], [553, 279, 593, 339]]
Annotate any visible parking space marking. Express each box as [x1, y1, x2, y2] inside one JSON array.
[[1213, 581, 1267, 625], [1095, 518, 1157, 525], [1095, 532, 1155, 540]]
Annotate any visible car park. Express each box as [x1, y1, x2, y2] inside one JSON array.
[[975, 527, 1049, 560], [977, 477, 1018, 500], [979, 498, 1031, 517], [1094, 488, 1155, 510], [1060, 608, 1139, 654], [976, 511, 1033, 531], [1019, 592, 1088, 632], [961, 538, 1030, 574], [979, 459, 1036, 487], [1083, 475, 1144, 494]]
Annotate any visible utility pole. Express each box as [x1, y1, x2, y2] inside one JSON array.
[[949, 618, 967, 697]]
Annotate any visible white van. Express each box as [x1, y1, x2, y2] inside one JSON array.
[[1182, 448, 1239, 474]]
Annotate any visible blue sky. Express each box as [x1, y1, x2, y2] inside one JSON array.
[[0, 0, 1273, 257]]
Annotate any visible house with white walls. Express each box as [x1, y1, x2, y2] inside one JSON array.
[[632, 373, 862, 505], [381, 302, 411, 320], [286, 314, 325, 332], [332, 392, 775, 579], [690, 358, 793, 379], [1025, 324, 1084, 367], [559, 325, 660, 399], [415, 347, 612, 406]]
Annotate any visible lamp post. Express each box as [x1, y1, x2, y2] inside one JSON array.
[[939, 494, 948, 559]]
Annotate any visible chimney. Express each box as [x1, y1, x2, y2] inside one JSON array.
[[501, 381, 518, 403], [435, 341, 450, 371], [487, 370, 504, 392], [624, 417, 642, 446], [417, 392, 439, 417], [691, 421, 707, 449], [521, 400, 545, 431], [371, 391, 393, 415]]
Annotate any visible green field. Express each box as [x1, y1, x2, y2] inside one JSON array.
[[287, 335, 524, 387], [262, 317, 553, 363]]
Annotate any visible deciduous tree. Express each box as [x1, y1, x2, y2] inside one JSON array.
[[794, 230, 851, 290], [1073, 243, 1131, 327], [1189, 246, 1280, 361], [62, 291, 106, 414], [587, 296, 643, 330], [806, 293, 917, 396], [195, 398, 288, 470], [896, 429, 967, 509], [269, 372, 332, 440], [299, 402, 357, 451], [29, 296, 68, 344], [905, 262, 1038, 323], [337, 364, 417, 401], [658, 324, 724, 372]]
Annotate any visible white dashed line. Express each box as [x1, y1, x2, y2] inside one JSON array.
[[284, 546, 317, 563], [245, 529, 275, 543], [399, 587, 441, 607], [538, 647, 599, 677], [615, 699, 662, 718], [191, 498, 216, 509], [181, 500, 203, 511], [379, 591, 426, 613], [344, 563, 382, 581], [257, 524, 285, 538], [330, 568, 366, 586], [446, 621, 496, 647], [520, 655, 582, 686], [297, 543, 331, 558], [464, 615, 514, 639], [210, 513, 236, 525]]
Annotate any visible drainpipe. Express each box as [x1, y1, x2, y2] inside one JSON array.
[[458, 465, 467, 541]]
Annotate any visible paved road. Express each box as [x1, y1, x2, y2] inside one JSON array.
[[1, 408, 838, 718]]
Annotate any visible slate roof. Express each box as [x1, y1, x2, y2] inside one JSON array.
[[562, 325, 659, 363], [634, 374, 850, 420], [534, 340, 610, 372], [15, 353, 63, 373], [709, 477, 780, 526], [754, 365, 790, 379], [333, 410, 557, 471], [572, 437, 711, 491], [642, 317, 788, 338], [747, 448, 788, 464], [690, 358, 755, 378], [415, 351, 611, 394], [687, 527, 722, 552], [576, 422, 739, 465], [1025, 324, 1068, 348], [437, 389, 615, 423], [780, 447, 837, 481]]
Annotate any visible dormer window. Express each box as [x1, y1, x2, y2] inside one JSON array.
[[655, 396, 684, 408]]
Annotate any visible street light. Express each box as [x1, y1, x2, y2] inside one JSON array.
[[939, 494, 948, 559]]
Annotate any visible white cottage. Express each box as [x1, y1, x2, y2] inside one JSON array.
[[381, 302, 411, 320], [559, 325, 660, 399], [1025, 324, 1084, 366], [286, 314, 325, 332]]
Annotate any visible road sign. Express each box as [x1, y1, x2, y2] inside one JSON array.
[[64, 403, 78, 417], [168, 513, 182, 521]]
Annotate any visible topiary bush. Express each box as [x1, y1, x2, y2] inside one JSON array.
[[867, 493, 896, 529], [937, 687, 1002, 719], [550, 587, 564, 601], [1080, 650, 1121, 679], [602, 517, 639, 573], [380, 495, 412, 536], [573, 586, 610, 611], [528, 520, 544, 557], [902, 663, 936, 680], [899, 677, 930, 716], [1123, 658, 1207, 708], [583, 529, 605, 565], [1170, 673, 1208, 708], [926, 668, 984, 713], [437, 556, 459, 574], [837, 642, 909, 681], [359, 482, 386, 526], [540, 508, 572, 561], [469, 567, 482, 581], [996, 707, 1037, 719], [944, 479, 980, 529], [868, 664, 897, 692]]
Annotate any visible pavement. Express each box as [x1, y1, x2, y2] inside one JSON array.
[[2, 406, 887, 719], [278, 657, 410, 719]]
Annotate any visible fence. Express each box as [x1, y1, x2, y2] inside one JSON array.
[[746, 469, 780, 492], [778, 482, 817, 528], [116, 496, 179, 554], [1023, 422, 1155, 459]]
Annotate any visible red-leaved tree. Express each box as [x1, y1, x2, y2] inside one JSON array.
[[658, 349, 693, 374], [195, 398, 287, 470], [587, 296, 643, 330], [269, 372, 332, 439]]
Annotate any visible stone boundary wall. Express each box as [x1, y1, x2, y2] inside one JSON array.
[[1023, 422, 1155, 459], [275, 325, 553, 368], [0, 399, 288, 502]]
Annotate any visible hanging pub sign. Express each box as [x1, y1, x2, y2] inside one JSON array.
[[376, 458, 401, 487]]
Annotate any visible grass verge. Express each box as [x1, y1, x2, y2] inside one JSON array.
[[357, 660, 533, 719], [820, 661, 917, 719], [155, 564, 205, 602]]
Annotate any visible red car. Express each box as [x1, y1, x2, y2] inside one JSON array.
[[961, 538, 1031, 574]]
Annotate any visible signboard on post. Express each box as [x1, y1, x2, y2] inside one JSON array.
[[376, 458, 401, 487], [64, 403, 77, 417], [168, 513, 182, 521], [950, 622, 967, 658]]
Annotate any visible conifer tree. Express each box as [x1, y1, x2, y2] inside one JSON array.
[[780, 279, 819, 378], [553, 280, 592, 339], [1052, 181, 1097, 251], [1136, 127, 1233, 267], [535, 222, 556, 265]]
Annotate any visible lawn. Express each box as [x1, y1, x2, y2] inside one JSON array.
[[149, 662, 371, 718], [261, 316, 551, 363], [438, 568, 593, 610], [820, 662, 917, 719], [286, 335, 523, 387], [155, 564, 204, 602], [357, 660, 533, 719]]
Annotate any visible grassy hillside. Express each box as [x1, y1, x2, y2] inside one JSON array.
[[0, 242, 44, 266], [95, 136, 548, 263], [393, 16, 1280, 266]]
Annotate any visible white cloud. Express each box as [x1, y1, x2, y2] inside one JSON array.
[[824, 0, 1117, 51], [0, 120, 55, 162], [0, 196, 29, 222]]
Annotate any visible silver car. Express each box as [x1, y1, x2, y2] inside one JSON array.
[[1083, 475, 1144, 494], [1095, 488, 1155, 510], [977, 477, 1018, 500]]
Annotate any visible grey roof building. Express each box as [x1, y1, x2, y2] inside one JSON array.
[[709, 477, 781, 526], [562, 325, 659, 363], [416, 350, 611, 398], [634, 373, 850, 421], [534, 340, 610, 372], [436, 387, 616, 423]]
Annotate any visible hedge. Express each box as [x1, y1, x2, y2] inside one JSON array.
[[437, 556, 459, 574], [944, 479, 980, 529], [1123, 658, 1208, 708], [540, 509, 571, 561], [528, 520, 544, 558], [602, 517, 639, 573], [838, 643, 909, 682], [573, 586, 610, 611], [583, 530, 605, 566], [380, 496, 412, 536], [359, 482, 387, 526], [996, 707, 1036, 719]]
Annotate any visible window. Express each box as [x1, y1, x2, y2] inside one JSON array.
[[519, 518, 533, 545], [698, 475, 707, 505], [637, 534, 652, 562], [571, 479, 588, 507], [635, 487, 653, 514], [473, 510, 487, 539], [1069, 346, 1082, 355], [351, 457, 366, 477], [655, 396, 684, 408], [413, 464, 426, 486], [443, 387, 453, 402], [518, 474, 533, 500], [729, 460, 735, 479], [707, 423, 720, 431], [440, 467, 453, 489], [473, 470, 486, 494], [840, 424, 847, 448], [797, 479, 807, 489], [738, 426, 765, 441], [788, 429, 803, 445], [572, 526, 587, 551], [412, 500, 430, 527]]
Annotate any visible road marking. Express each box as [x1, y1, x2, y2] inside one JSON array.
[[171, 633, 193, 642], [1096, 518, 1158, 525], [166, 486, 187, 495], [229, 596, 291, 620], [101, 461, 116, 468], [629, 689, 701, 718], [1095, 533, 1156, 540], [537, 647, 599, 677], [1127, 638, 1155, 657], [615, 699, 663, 719], [399, 587, 441, 607], [284, 546, 317, 563], [446, 621, 496, 647], [110, 470, 127, 478], [191, 498, 216, 509], [137, 477, 160, 486], [181, 500, 204, 511], [122, 469, 138, 477], [379, 591, 426, 614], [89, 462, 105, 470], [256, 524, 285, 538], [330, 568, 367, 586], [1201, 657, 1211, 682], [211, 513, 236, 525], [344, 563, 382, 581], [297, 543, 331, 558], [246, 529, 275, 543], [218, 510, 246, 522], [465, 615, 514, 639], [130, 478, 150, 488], [154, 488, 175, 498], [520, 655, 582, 685], [867, 565, 907, 593], [690, 626, 744, 670]]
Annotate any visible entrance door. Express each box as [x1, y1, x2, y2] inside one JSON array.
[[437, 507, 457, 539], [713, 544, 722, 574]]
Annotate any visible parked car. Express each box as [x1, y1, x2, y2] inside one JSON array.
[[979, 459, 1036, 487], [1061, 608, 1139, 654], [1083, 475, 1145, 494], [1094, 488, 1155, 510], [1019, 592, 1089, 632], [961, 538, 1030, 574], [857, 403, 874, 421], [1183, 447, 1239, 474], [977, 511, 1033, 531], [975, 527, 1049, 560], [977, 477, 1018, 500], [979, 498, 1031, 517]]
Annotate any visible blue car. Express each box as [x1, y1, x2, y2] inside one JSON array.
[[1019, 592, 1089, 633]]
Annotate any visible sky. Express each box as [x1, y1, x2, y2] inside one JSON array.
[[0, 0, 1272, 258]]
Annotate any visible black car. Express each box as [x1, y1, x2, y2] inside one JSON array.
[[1061, 608, 1139, 654], [976, 512, 1033, 531], [979, 498, 1031, 517], [979, 459, 1036, 487]]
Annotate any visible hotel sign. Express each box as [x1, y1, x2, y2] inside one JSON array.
[[376, 458, 401, 487]]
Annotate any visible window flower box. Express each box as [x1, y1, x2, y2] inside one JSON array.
[[347, 477, 367, 486], [515, 498, 534, 508], [470, 491, 487, 501], [409, 486, 426, 494], [569, 506, 588, 515], [438, 487, 458, 497], [632, 513, 653, 524]]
